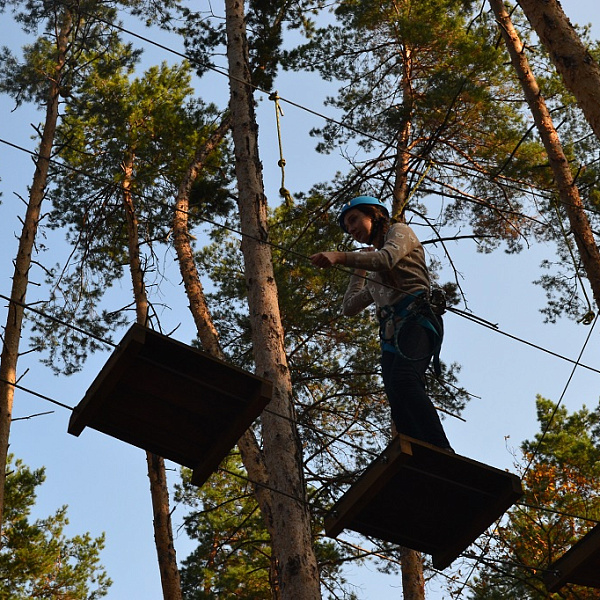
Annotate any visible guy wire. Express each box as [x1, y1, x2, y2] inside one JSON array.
[[2, 135, 600, 379], [455, 312, 600, 597], [2, 7, 597, 588]]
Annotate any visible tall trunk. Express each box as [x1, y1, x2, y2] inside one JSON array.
[[224, 1, 321, 598], [393, 45, 413, 221], [393, 41, 427, 600], [173, 117, 231, 359], [171, 115, 277, 588], [490, 0, 600, 310], [122, 156, 148, 325], [517, 0, 600, 142], [399, 547, 425, 600], [0, 12, 70, 538], [122, 157, 182, 600]]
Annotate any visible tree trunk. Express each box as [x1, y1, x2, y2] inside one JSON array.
[[224, 1, 321, 598], [517, 0, 600, 143], [171, 115, 277, 589], [122, 157, 182, 600], [490, 0, 600, 311], [172, 117, 231, 359], [400, 547, 425, 600], [392, 38, 427, 600], [392, 45, 413, 221], [0, 12, 69, 539]]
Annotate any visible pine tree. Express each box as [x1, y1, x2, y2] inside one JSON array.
[[517, 0, 600, 142], [489, 0, 600, 317], [225, 1, 321, 596], [35, 57, 233, 598], [466, 396, 600, 599], [283, 0, 548, 241], [0, 0, 139, 538], [0, 455, 111, 598]]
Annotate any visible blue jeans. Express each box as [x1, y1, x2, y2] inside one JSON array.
[[381, 320, 451, 449]]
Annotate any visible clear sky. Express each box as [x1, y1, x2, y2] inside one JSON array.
[[0, 1, 599, 598]]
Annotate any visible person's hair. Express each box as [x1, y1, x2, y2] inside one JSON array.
[[355, 204, 390, 245]]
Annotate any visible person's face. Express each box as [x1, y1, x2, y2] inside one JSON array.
[[343, 208, 373, 244]]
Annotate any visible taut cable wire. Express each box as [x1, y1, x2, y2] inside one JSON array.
[[1, 135, 600, 379]]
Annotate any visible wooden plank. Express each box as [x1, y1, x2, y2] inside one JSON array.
[[115, 360, 240, 418], [191, 382, 271, 486], [68, 324, 272, 483], [545, 523, 600, 592], [135, 354, 257, 407], [81, 383, 221, 467], [324, 436, 414, 539], [434, 469, 523, 569], [324, 435, 523, 570], [68, 326, 147, 436], [138, 329, 267, 400]]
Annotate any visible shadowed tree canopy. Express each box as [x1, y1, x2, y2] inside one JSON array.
[[280, 0, 600, 323], [282, 0, 547, 240]]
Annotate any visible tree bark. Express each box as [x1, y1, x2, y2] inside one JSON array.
[[392, 36, 427, 600], [171, 115, 277, 590], [490, 0, 600, 312], [393, 45, 413, 222], [224, 1, 321, 598], [0, 11, 69, 539], [517, 0, 600, 143], [172, 117, 232, 359], [122, 157, 182, 600], [400, 547, 425, 600]]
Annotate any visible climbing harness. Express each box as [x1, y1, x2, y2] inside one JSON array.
[[269, 91, 294, 206], [377, 289, 445, 376]]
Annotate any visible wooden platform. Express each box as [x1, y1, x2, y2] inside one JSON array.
[[324, 435, 523, 569], [544, 523, 600, 592], [68, 324, 272, 487]]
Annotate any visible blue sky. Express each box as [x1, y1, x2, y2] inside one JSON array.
[[1, 1, 599, 598]]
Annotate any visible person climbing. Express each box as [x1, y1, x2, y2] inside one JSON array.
[[310, 195, 452, 450]]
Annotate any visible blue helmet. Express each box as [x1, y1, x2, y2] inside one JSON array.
[[338, 196, 389, 233]]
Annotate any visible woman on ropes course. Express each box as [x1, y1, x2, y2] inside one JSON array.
[[310, 195, 453, 451]]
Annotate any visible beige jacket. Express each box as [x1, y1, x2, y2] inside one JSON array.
[[342, 222, 430, 316]]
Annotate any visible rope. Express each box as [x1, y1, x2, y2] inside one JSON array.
[[3, 135, 600, 381], [524, 312, 599, 475], [269, 91, 294, 206]]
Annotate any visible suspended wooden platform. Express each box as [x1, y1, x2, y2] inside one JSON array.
[[324, 434, 523, 569], [544, 523, 600, 592], [68, 324, 272, 487]]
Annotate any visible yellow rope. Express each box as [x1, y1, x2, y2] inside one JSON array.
[[269, 91, 294, 206]]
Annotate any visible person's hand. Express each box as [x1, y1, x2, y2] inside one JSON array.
[[310, 251, 344, 268]]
